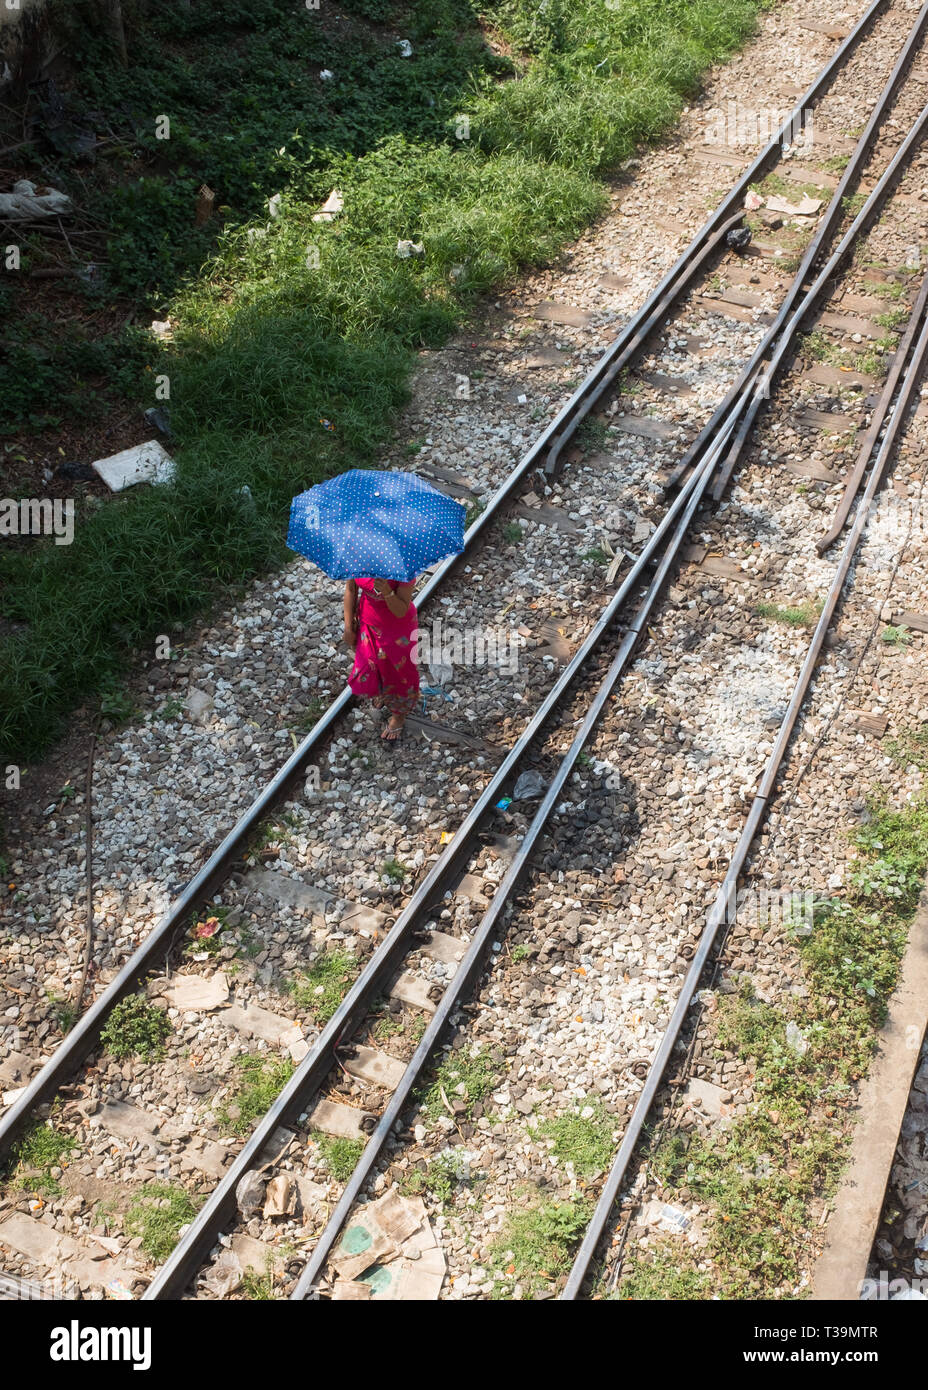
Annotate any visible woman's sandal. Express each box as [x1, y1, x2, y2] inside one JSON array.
[[381, 719, 405, 741]]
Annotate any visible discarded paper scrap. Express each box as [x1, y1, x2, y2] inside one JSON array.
[[764, 193, 823, 217], [329, 1190, 446, 1298]]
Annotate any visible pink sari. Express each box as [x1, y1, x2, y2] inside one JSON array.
[[348, 577, 420, 716]]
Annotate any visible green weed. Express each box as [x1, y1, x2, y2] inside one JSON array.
[[489, 1196, 591, 1298], [99, 994, 171, 1060], [216, 1054, 295, 1136], [287, 950, 356, 1024], [124, 1183, 200, 1262], [539, 1096, 613, 1177], [313, 1132, 365, 1182]]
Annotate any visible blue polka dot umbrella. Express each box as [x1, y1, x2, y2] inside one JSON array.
[[287, 469, 465, 582]]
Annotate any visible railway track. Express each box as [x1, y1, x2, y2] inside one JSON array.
[[3, 0, 928, 1301]]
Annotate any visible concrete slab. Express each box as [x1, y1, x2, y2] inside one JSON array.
[[340, 902, 388, 938], [455, 873, 489, 907], [220, 1000, 304, 1052], [682, 1078, 732, 1117], [309, 1098, 375, 1141], [164, 971, 229, 1011], [91, 1100, 160, 1145], [534, 301, 594, 329], [0, 1052, 39, 1088], [0, 1215, 136, 1290], [179, 1141, 232, 1180], [419, 930, 466, 965], [524, 347, 568, 369], [612, 415, 680, 441], [245, 868, 334, 916], [342, 1045, 406, 1091], [389, 972, 439, 1014], [92, 440, 175, 492], [812, 891, 928, 1299]]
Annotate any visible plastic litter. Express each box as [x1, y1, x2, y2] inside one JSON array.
[[56, 460, 95, 481], [726, 226, 752, 252], [513, 769, 546, 800], [495, 796, 512, 812], [785, 1021, 809, 1056], [312, 189, 344, 223], [396, 39, 413, 57], [144, 406, 174, 439], [235, 1169, 266, 1219], [397, 239, 425, 258], [202, 1250, 243, 1297], [0, 179, 71, 220], [105, 1278, 134, 1301]]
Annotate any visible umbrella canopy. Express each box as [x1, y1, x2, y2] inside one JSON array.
[[287, 468, 465, 582]]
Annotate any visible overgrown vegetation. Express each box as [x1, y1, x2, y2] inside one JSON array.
[[490, 1194, 591, 1298], [755, 598, 821, 629], [539, 1096, 614, 1177], [7, 1122, 76, 1196], [312, 1132, 365, 1182], [124, 1182, 200, 1261], [99, 994, 172, 1060], [885, 722, 928, 774], [0, 0, 768, 758], [287, 950, 356, 1023], [215, 1053, 295, 1136], [617, 794, 928, 1298], [421, 1047, 502, 1121]]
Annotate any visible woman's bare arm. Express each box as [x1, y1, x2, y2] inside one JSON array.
[[343, 579, 358, 645], [374, 579, 414, 619]]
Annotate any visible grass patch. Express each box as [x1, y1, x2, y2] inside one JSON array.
[[575, 416, 612, 452], [241, 1262, 278, 1299], [215, 1053, 295, 1136], [421, 1047, 502, 1121], [0, 0, 769, 760], [401, 1147, 471, 1204], [539, 1096, 614, 1177], [490, 1195, 591, 1298], [885, 722, 928, 774], [7, 1123, 75, 1196], [124, 1183, 200, 1262], [287, 950, 356, 1024], [381, 857, 409, 884], [754, 599, 821, 629], [618, 794, 928, 1298], [313, 1132, 365, 1182], [99, 994, 171, 1061], [613, 1246, 712, 1299], [580, 546, 610, 565]]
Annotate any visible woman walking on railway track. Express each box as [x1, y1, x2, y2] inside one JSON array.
[[343, 574, 420, 740], [286, 468, 464, 740]]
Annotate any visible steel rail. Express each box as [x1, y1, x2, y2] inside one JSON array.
[[143, 409, 739, 1300], [817, 270, 928, 551], [665, 0, 928, 496], [709, 100, 928, 502], [541, 0, 889, 478], [290, 423, 740, 1299], [561, 267, 928, 1302], [0, 0, 887, 1163]]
